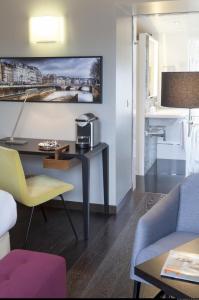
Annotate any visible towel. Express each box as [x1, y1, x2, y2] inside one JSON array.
[[180, 119, 188, 150], [186, 124, 199, 176]]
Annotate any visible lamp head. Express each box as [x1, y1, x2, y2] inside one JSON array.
[[161, 72, 199, 109]]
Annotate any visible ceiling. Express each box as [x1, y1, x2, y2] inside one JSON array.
[[133, 0, 199, 15], [137, 12, 199, 35]]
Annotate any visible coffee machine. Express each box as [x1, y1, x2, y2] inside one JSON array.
[[75, 113, 100, 148]]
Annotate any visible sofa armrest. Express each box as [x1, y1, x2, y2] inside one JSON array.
[[0, 190, 17, 237], [132, 184, 180, 267]]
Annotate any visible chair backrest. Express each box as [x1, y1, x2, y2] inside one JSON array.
[[0, 146, 28, 204], [177, 174, 199, 233]]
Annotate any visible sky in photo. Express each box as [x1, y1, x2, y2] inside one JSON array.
[[1, 57, 100, 78]]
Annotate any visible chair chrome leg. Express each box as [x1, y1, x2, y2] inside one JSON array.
[[40, 206, 48, 222], [59, 195, 78, 241], [24, 207, 35, 248], [133, 281, 141, 298]]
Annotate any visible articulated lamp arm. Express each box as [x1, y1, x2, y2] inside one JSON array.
[[5, 88, 38, 145], [10, 93, 29, 142]]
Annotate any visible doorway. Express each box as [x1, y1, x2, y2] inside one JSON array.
[[132, 1, 199, 192]]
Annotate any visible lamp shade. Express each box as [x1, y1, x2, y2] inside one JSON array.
[[161, 72, 199, 108]]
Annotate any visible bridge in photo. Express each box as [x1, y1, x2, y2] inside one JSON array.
[[0, 83, 94, 102], [0, 83, 93, 94]]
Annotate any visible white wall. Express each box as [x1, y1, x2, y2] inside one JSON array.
[[136, 33, 148, 175], [0, 0, 134, 206], [116, 8, 133, 203], [132, 16, 137, 186], [0, 0, 117, 205], [159, 33, 188, 72]]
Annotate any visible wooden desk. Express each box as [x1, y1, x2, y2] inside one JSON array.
[[0, 138, 109, 240], [135, 238, 199, 299]]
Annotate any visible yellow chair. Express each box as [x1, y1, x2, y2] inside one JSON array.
[[0, 146, 78, 246]]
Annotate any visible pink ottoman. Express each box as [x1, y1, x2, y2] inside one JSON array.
[[0, 250, 67, 298]]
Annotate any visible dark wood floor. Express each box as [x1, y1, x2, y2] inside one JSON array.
[[10, 175, 179, 298]]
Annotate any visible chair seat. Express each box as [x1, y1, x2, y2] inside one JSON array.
[[136, 231, 199, 266], [26, 175, 74, 207]]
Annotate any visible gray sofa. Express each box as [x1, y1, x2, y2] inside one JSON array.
[[131, 174, 199, 298]]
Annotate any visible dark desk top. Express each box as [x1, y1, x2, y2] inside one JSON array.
[[0, 137, 108, 160], [135, 237, 199, 299]]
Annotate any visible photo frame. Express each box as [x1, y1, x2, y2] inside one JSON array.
[[0, 56, 103, 103]]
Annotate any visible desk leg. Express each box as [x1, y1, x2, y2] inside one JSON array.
[[82, 157, 90, 240], [102, 146, 109, 215]]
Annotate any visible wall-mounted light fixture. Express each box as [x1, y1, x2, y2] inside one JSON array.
[[29, 16, 64, 43]]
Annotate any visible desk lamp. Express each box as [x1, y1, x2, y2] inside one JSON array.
[[5, 88, 38, 145], [161, 72, 199, 136]]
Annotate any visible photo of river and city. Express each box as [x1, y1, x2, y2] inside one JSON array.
[[0, 57, 102, 103]]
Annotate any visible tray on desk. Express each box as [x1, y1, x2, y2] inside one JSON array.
[[43, 144, 80, 170]]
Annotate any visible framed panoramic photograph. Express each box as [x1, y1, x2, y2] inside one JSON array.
[[0, 56, 103, 103]]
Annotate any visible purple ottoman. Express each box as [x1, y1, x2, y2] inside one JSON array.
[[0, 250, 67, 298]]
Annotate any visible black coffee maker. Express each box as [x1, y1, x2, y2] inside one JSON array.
[[75, 113, 100, 148]]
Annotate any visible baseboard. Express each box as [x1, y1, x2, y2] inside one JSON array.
[[44, 199, 117, 215], [116, 188, 133, 213], [44, 189, 133, 215]]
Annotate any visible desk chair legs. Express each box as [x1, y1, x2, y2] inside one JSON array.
[[40, 206, 48, 222], [23, 197, 78, 248], [133, 281, 141, 298], [24, 206, 46, 248], [24, 207, 35, 248], [59, 195, 78, 241]]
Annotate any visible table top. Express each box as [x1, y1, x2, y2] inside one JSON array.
[[135, 237, 199, 299], [0, 137, 108, 159]]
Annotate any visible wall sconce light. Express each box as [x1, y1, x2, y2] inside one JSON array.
[[30, 16, 64, 43]]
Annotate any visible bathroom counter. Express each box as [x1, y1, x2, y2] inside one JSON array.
[[145, 108, 188, 119]]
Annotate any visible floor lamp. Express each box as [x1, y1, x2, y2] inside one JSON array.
[[5, 88, 38, 145], [161, 72, 199, 136]]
